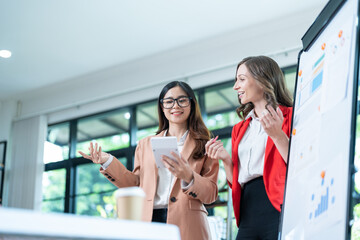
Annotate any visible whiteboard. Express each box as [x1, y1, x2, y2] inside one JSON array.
[[280, 0, 359, 239]]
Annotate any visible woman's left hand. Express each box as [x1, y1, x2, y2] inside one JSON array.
[[259, 106, 284, 140], [161, 152, 194, 183]]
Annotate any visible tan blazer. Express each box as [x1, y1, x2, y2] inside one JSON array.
[[100, 131, 219, 240]]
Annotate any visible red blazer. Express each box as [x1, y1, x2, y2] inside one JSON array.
[[228, 105, 293, 227]]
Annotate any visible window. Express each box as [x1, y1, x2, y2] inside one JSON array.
[[352, 115, 360, 237], [75, 160, 127, 217], [205, 82, 239, 131], [283, 66, 297, 97], [136, 100, 159, 141], [76, 109, 131, 156], [45, 123, 70, 163], [42, 168, 66, 213], [0, 141, 6, 205]]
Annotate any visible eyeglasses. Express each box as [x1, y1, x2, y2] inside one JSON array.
[[160, 96, 192, 109]]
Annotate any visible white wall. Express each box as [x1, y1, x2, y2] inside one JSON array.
[[2, 6, 324, 208]]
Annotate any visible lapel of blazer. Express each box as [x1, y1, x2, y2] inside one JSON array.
[[181, 132, 195, 163]]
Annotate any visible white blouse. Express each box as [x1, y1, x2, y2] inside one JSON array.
[[237, 109, 268, 187]]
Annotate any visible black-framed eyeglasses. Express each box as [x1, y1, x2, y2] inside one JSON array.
[[160, 96, 192, 109]]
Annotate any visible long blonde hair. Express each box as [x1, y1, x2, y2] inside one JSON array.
[[235, 56, 293, 119]]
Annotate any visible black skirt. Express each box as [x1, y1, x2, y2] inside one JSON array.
[[236, 177, 280, 240], [152, 208, 168, 223]]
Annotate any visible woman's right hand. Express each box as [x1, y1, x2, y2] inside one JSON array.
[[78, 142, 110, 164], [205, 137, 231, 164]]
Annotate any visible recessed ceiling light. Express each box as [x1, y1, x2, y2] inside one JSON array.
[[124, 112, 131, 119], [0, 50, 12, 58]]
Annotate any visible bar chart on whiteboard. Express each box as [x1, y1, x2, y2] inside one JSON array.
[[305, 157, 345, 235]]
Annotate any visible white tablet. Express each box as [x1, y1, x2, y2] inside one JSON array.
[[150, 136, 179, 168]]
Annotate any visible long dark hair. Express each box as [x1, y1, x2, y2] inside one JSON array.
[[235, 56, 293, 119], [156, 81, 210, 160]]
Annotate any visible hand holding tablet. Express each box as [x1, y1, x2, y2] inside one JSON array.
[[150, 136, 179, 168]]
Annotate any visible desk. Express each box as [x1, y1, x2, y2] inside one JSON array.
[[0, 207, 180, 240]]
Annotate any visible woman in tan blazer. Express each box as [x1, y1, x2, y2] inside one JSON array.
[[79, 81, 219, 240]]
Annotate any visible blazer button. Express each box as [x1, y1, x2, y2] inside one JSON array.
[[170, 197, 177, 202]]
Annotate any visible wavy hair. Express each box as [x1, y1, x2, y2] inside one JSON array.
[[235, 56, 293, 120], [156, 81, 210, 160]]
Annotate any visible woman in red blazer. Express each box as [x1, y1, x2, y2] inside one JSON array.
[[206, 56, 293, 240]]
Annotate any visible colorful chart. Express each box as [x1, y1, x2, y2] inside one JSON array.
[[308, 172, 335, 221]]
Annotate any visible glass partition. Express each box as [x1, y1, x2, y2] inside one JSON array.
[[45, 123, 69, 163]]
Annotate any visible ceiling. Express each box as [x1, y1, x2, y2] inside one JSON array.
[[0, 0, 328, 100]]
